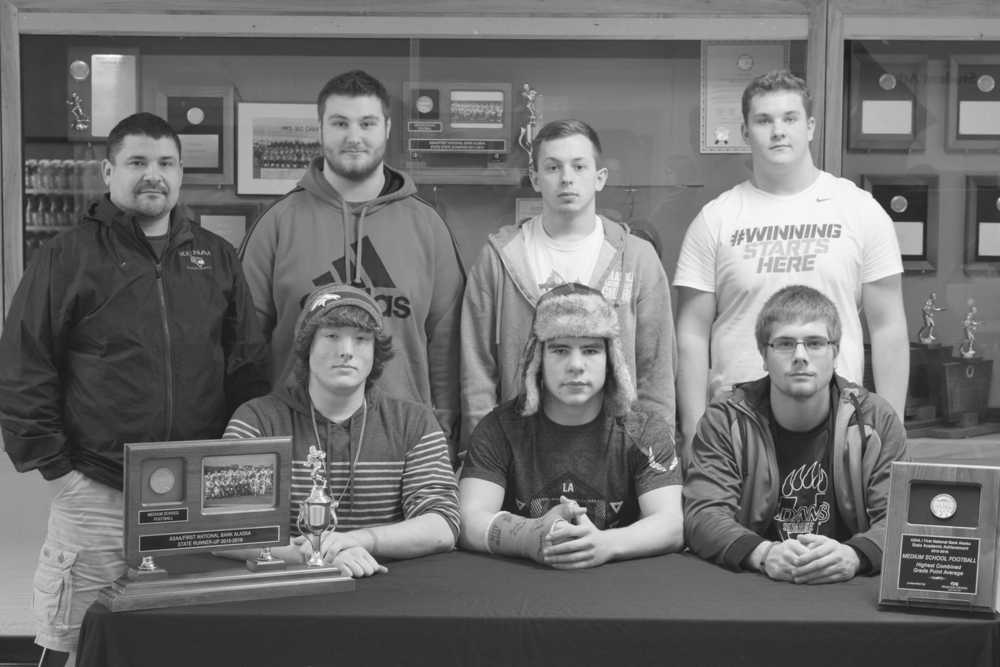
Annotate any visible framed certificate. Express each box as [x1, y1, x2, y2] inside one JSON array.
[[964, 174, 1000, 274], [188, 203, 259, 249], [862, 174, 937, 274], [948, 55, 1000, 151], [700, 41, 790, 154], [156, 85, 234, 185], [848, 53, 927, 152], [236, 102, 320, 196]]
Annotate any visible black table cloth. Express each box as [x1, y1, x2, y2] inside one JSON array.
[[77, 550, 1000, 667]]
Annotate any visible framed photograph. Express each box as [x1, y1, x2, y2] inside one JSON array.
[[188, 203, 259, 249], [700, 41, 789, 154], [236, 102, 320, 195], [964, 175, 1000, 274], [155, 85, 234, 185], [848, 53, 927, 152], [948, 55, 1000, 151], [862, 173, 938, 273]]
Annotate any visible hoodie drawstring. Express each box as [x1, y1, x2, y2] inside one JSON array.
[[355, 206, 368, 287], [339, 200, 369, 289]]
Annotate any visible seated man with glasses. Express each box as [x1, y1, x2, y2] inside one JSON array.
[[683, 284, 907, 583]]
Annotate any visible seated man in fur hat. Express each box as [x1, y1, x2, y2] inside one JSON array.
[[458, 283, 683, 568]]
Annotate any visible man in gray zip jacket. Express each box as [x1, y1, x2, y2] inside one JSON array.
[[683, 284, 907, 584]]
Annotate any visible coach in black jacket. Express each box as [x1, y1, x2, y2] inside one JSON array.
[[0, 112, 268, 666]]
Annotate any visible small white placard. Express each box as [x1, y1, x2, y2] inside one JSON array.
[[959, 101, 1000, 135], [978, 221, 1000, 256], [179, 135, 220, 170], [893, 220, 924, 256], [861, 100, 913, 135]]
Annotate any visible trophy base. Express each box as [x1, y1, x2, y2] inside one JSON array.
[[245, 556, 287, 572], [126, 565, 168, 580], [98, 554, 353, 612]]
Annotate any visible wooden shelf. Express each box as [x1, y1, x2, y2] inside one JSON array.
[[24, 189, 96, 196], [407, 166, 526, 186]]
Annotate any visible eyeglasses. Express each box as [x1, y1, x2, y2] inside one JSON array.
[[766, 337, 836, 355]]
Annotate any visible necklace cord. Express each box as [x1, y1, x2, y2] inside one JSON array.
[[310, 397, 368, 509]]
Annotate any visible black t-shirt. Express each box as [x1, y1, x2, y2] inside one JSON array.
[[462, 405, 681, 530], [146, 232, 168, 260], [766, 405, 849, 542]]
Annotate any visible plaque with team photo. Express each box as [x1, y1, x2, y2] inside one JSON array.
[[880, 461, 1000, 616], [948, 55, 1000, 151], [98, 437, 353, 612], [848, 52, 926, 152]]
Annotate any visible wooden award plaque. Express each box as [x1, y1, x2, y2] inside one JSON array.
[[880, 461, 1000, 615], [98, 437, 353, 612]]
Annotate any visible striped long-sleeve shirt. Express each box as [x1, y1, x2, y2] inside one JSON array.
[[224, 385, 460, 539]]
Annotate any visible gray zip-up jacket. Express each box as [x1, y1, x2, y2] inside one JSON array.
[[683, 374, 908, 572]]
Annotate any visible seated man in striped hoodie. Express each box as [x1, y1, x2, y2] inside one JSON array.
[[224, 284, 459, 577]]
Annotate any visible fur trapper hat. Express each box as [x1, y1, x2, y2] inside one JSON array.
[[520, 283, 636, 417]]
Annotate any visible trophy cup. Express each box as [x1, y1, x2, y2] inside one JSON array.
[[297, 445, 337, 567], [517, 83, 540, 170]]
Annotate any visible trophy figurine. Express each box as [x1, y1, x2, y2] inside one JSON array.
[[960, 299, 980, 359], [297, 445, 337, 567], [66, 92, 90, 132], [917, 292, 945, 345], [517, 83, 540, 170]]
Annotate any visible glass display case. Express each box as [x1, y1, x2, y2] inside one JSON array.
[[840, 38, 1000, 430], [17, 34, 808, 274]]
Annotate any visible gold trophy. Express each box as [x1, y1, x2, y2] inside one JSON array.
[[297, 445, 337, 567]]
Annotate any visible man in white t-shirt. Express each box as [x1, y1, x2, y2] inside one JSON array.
[[674, 70, 907, 463], [460, 119, 675, 453]]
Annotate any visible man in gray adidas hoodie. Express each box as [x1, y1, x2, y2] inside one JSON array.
[[242, 70, 465, 459]]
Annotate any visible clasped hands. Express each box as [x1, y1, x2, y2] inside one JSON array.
[[762, 534, 860, 584], [531, 496, 615, 570]]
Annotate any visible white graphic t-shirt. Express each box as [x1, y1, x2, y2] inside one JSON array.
[[522, 216, 605, 293], [674, 171, 903, 389]]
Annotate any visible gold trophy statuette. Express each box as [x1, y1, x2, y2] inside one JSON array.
[[297, 445, 338, 567]]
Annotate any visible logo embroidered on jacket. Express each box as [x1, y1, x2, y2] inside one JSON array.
[[180, 249, 212, 271]]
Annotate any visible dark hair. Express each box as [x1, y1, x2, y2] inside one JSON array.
[[293, 305, 394, 390], [754, 284, 841, 353], [530, 119, 602, 171], [316, 70, 391, 119], [106, 112, 181, 161], [741, 70, 813, 124]]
